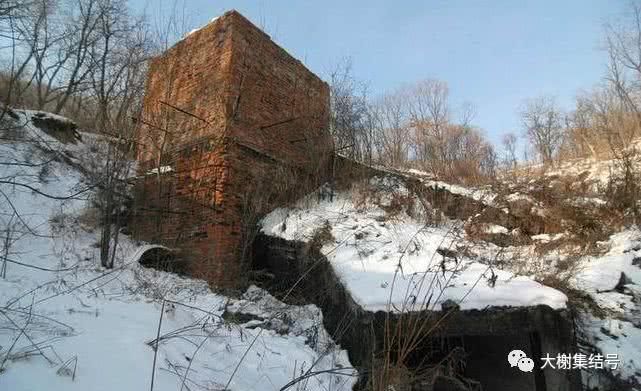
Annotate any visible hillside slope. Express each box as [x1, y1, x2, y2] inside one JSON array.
[[0, 110, 355, 391], [261, 164, 641, 389], [3, 108, 640, 390]]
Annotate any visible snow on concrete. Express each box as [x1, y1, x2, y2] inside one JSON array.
[[24, 109, 78, 125], [261, 182, 567, 312], [0, 110, 355, 391], [423, 179, 497, 205]]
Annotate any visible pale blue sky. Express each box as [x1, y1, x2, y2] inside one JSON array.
[[133, 0, 621, 145]]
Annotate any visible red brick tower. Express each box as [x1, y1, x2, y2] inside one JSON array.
[[132, 10, 331, 287]]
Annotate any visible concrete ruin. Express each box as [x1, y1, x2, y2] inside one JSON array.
[[131, 10, 583, 390], [132, 10, 332, 287], [252, 234, 582, 391]]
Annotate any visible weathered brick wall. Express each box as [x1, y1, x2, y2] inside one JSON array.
[[136, 15, 233, 165], [226, 13, 332, 167], [132, 10, 331, 287], [133, 139, 236, 284]]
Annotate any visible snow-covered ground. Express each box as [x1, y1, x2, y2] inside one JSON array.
[[261, 173, 641, 387], [4, 109, 641, 389], [519, 141, 641, 191], [574, 230, 641, 386], [261, 182, 567, 312], [0, 110, 355, 391]]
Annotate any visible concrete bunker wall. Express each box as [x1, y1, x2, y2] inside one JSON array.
[[252, 233, 582, 391], [131, 10, 331, 287]]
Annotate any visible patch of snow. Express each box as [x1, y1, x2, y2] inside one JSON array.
[[573, 197, 608, 207], [183, 16, 220, 40], [262, 189, 567, 312], [422, 179, 498, 205], [583, 317, 641, 388], [146, 165, 173, 175], [505, 192, 536, 204], [483, 224, 509, 235], [404, 168, 435, 179], [575, 230, 641, 294], [531, 233, 565, 243], [530, 206, 549, 218]]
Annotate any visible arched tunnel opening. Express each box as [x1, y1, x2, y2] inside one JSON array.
[[137, 247, 189, 276]]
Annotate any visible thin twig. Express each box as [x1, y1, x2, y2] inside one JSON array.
[[150, 299, 165, 391]]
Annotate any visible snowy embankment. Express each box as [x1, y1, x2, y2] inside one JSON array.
[[574, 230, 641, 386], [261, 169, 641, 386], [261, 181, 567, 312], [402, 168, 498, 206], [0, 110, 355, 391]]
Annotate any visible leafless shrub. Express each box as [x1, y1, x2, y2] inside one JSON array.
[[370, 90, 411, 167], [56, 356, 78, 380], [1, 211, 22, 278], [310, 220, 334, 249], [501, 132, 518, 174], [329, 58, 373, 164], [604, 147, 640, 226]]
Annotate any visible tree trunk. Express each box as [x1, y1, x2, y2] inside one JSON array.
[[100, 185, 114, 268]]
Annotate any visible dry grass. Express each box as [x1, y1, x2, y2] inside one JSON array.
[[310, 220, 335, 249]]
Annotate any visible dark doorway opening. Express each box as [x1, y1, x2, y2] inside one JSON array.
[[138, 247, 188, 275]]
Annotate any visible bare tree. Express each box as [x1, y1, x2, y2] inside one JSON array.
[[0, 0, 151, 274], [501, 132, 518, 170], [0, 1, 37, 112], [406, 79, 450, 168], [87, 0, 150, 269], [520, 96, 564, 164], [9, 0, 108, 113], [328, 58, 372, 163], [370, 90, 410, 167], [605, 1, 641, 128], [148, 0, 192, 53], [52, 0, 106, 113], [16, 0, 73, 110], [550, 1, 641, 161], [401, 79, 494, 182], [458, 101, 476, 128]]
